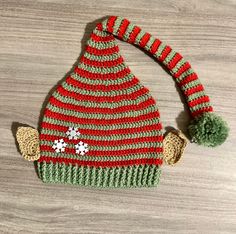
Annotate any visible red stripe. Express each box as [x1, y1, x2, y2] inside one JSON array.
[[85, 45, 119, 55], [40, 134, 163, 146], [90, 33, 114, 42], [41, 109, 162, 130], [74, 66, 131, 80], [80, 55, 124, 67], [179, 73, 198, 86], [174, 62, 191, 79], [49, 94, 156, 114], [57, 83, 149, 102], [167, 52, 183, 70], [159, 45, 172, 62], [38, 156, 163, 168], [40, 145, 163, 157], [184, 84, 204, 96], [107, 16, 117, 33], [192, 106, 213, 117], [65, 75, 139, 92], [128, 26, 141, 43], [41, 122, 162, 141], [95, 22, 103, 31], [41, 122, 67, 132], [150, 39, 161, 54], [118, 19, 130, 38], [43, 107, 160, 125], [41, 122, 162, 137], [139, 33, 151, 48], [189, 96, 210, 108]]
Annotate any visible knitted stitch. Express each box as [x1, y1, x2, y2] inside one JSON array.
[[36, 16, 224, 188]]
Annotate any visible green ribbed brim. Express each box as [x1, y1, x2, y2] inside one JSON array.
[[37, 161, 162, 188]]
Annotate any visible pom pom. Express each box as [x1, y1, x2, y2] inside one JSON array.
[[188, 112, 229, 147]]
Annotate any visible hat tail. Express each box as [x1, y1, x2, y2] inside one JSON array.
[[95, 16, 229, 147], [98, 16, 211, 117]]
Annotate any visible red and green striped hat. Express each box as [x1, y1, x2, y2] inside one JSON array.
[[37, 16, 229, 188]]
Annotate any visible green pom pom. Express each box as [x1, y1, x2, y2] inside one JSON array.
[[188, 112, 229, 147]]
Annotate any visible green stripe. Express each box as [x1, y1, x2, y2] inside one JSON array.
[[61, 80, 145, 97], [144, 35, 156, 51], [83, 51, 121, 62], [78, 62, 127, 74], [113, 17, 124, 35], [177, 68, 195, 82], [46, 101, 158, 119], [53, 88, 150, 108], [155, 43, 166, 59], [92, 28, 109, 37], [163, 50, 176, 66], [71, 71, 134, 86], [37, 162, 162, 188], [190, 101, 212, 112], [131, 165, 139, 186], [43, 111, 160, 130], [101, 18, 108, 30], [188, 91, 207, 102], [135, 30, 146, 44], [39, 151, 163, 161], [171, 57, 186, 74], [87, 38, 116, 49], [41, 128, 162, 141], [41, 140, 162, 152], [141, 165, 149, 185], [123, 23, 135, 41], [181, 79, 201, 91]]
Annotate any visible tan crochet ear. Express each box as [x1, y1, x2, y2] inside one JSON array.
[[16, 127, 40, 161], [163, 130, 188, 165]]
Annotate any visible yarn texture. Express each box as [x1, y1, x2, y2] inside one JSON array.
[[16, 127, 40, 161], [17, 15, 228, 188], [188, 113, 229, 147]]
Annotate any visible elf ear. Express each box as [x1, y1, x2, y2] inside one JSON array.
[[16, 127, 40, 161], [163, 130, 188, 165]]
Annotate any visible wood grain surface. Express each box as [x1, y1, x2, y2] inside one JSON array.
[[0, 0, 236, 233]]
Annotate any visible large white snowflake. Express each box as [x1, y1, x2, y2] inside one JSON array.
[[52, 139, 67, 153], [66, 127, 81, 140], [75, 141, 89, 155]]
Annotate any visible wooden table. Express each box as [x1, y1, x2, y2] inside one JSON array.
[[1, 0, 236, 233]]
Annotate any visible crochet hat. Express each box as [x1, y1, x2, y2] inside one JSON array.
[[17, 16, 229, 188]]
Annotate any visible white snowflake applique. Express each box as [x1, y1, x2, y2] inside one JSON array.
[[66, 127, 81, 140], [75, 141, 89, 155], [52, 139, 67, 153]]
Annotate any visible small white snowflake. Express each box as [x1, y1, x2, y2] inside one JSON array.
[[66, 127, 81, 140], [52, 139, 67, 153], [75, 141, 89, 155]]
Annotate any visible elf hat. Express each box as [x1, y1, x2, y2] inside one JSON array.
[[19, 16, 228, 188]]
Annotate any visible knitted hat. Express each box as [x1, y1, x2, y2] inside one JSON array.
[[18, 16, 229, 188]]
